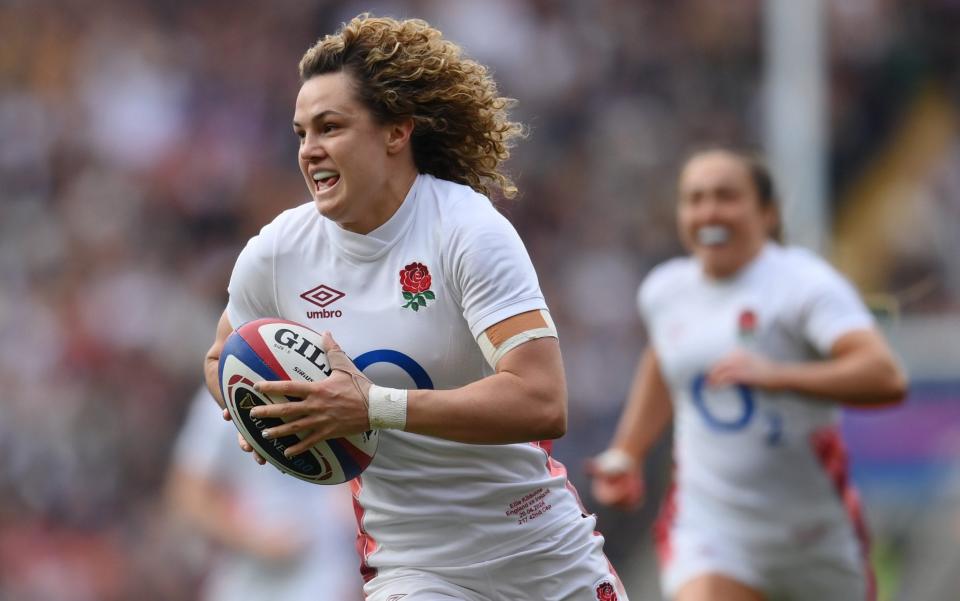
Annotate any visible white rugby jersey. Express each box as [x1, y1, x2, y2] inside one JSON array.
[[226, 174, 583, 577], [640, 243, 875, 541]]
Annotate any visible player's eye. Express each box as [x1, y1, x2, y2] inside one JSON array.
[[322, 123, 338, 134]]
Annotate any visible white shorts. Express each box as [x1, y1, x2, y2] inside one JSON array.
[[364, 514, 628, 601], [658, 519, 873, 601]]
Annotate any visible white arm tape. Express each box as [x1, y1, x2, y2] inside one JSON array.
[[368, 385, 408, 430], [593, 448, 636, 475], [477, 310, 558, 368]]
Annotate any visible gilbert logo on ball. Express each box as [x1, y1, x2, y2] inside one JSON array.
[[218, 318, 378, 484]]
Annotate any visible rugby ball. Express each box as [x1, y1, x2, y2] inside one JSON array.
[[218, 318, 378, 484]]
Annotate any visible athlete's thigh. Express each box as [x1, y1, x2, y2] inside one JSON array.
[[675, 573, 766, 601], [492, 515, 629, 601], [364, 569, 486, 601], [660, 526, 767, 600], [771, 537, 870, 601]]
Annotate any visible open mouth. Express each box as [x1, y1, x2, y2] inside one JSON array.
[[312, 170, 340, 192], [696, 225, 730, 246]]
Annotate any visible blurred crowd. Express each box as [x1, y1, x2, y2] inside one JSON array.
[[1, 1, 958, 599]]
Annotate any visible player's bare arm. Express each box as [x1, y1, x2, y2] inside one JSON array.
[[590, 348, 673, 510], [403, 308, 566, 444], [253, 336, 566, 447], [166, 466, 302, 561], [250, 311, 567, 454], [203, 309, 233, 409], [404, 335, 567, 444], [204, 310, 269, 464], [706, 328, 907, 406]]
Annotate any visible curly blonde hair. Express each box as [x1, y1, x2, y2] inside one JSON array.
[[298, 14, 524, 199]]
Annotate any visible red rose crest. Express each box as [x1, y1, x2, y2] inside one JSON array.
[[737, 308, 757, 338], [400, 262, 435, 311], [595, 581, 618, 601]]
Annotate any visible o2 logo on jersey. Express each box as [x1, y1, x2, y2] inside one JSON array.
[[691, 374, 782, 445], [354, 349, 434, 390], [691, 374, 755, 430]]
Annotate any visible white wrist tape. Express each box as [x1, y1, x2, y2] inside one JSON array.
[[368, 385, 408, 430], [593, 448, 636, 475]]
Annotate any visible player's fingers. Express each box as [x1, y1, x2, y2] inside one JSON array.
[[614, 495, 644, 512], [222, 408, 232, 421], [592, 480, 630, 506], [254, 380, 311, 398], [249, 399, 311, 420], [236, 434, 268, 464], [595, 479, 644, 511], [283, 430, 326, 458], [326, 349, 362, 378], [706, 365, 733, 387], [261, 415, 316, 440], [321, 331, 368, 378], [319, 330, 341, 354]]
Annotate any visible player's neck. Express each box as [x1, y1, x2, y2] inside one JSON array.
[[702, 239, 769, 281], [341, 165, 419, 235]]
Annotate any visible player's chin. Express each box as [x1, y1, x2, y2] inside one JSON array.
[[312, 195, 347, 223], [695, 243, 729, 260]]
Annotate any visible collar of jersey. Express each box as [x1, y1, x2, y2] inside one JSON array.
[[324, 174, 422, 261], [702, 241, 777, 288]]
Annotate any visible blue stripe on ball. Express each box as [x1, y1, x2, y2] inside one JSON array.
[[221, 332, 282, 383]]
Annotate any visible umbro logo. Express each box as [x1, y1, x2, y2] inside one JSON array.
[[301, 284, 345, 307], [301, 284, 345, 319]]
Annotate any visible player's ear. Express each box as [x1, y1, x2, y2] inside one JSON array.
[[385, 117, 414, 155]]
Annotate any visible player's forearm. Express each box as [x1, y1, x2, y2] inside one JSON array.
[[204, 309, 234, 409], [608, 350, 672, 461], [771, 351, 907, 406], [403, 338, 567, 444], [204, 354, 226, 408], [405, 376, 565, 443], [167, 470, 255, 552]]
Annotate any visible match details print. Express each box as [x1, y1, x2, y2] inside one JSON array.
[[505, 487, 553, 525]]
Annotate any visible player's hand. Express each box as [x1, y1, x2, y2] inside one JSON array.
[[249, 331, 372, 457], [243, 528, 309, 563], [236, 432, 267, 465], [587, 449, 645, 511], [223, 409, 268, 464], [707, 349, 781, 390]]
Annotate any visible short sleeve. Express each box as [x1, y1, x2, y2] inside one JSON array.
[[226, 221, 280, 328], [637, 276, 654, 325], [448, 206, 547, 338], [636, 259, 680, 328], [799, 262, 875, 355]]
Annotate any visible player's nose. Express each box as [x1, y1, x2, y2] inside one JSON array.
[[696, 197, 724, 223], [299, 133, 327, 162]]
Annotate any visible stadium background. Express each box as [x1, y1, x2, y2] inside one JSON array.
[[1, 0, 958, 599]]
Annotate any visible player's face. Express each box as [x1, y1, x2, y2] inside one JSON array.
[[677, 152, 775, 278], [294, 72, 401, 234]]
